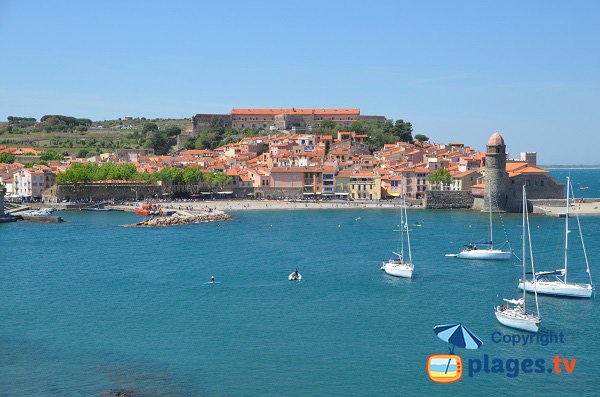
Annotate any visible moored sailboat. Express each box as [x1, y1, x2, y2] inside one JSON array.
[[518, 177, 593, 298], [455, 183, 511, 260], [381, 195, 414, 278], [495, 185, 541, 333]]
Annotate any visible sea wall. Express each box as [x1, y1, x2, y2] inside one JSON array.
[[425, 190, 474, 209], [0, 185, 5, 216], [46, 183, 164, 203]]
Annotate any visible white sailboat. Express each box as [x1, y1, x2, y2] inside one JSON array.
[[519, 177, 593, 298], [455, 183, 511, 260], [381, 195, 414, 278], [495, 185, 541, 333]]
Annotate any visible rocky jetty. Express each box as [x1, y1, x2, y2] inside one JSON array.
[[127, 211, 232, 227]]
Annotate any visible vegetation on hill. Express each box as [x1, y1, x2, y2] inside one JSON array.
[[1, 114, 420, 155], [0, 153, 15, 163], [186, 117, 416, 151], [0, 115, 189, 156]]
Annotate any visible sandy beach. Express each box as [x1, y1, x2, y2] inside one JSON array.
[[108, 198, 600, 216], [532, 201, 600, 216], [110, 199, 412, 214]]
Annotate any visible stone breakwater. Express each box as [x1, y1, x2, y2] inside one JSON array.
[[126, 211, 232, 227]]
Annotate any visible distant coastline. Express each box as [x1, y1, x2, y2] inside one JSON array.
[[542, 165, 600, 169]]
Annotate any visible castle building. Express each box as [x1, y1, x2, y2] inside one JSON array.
[[483, 132, 564, 212], [191, 108, 386, 136]]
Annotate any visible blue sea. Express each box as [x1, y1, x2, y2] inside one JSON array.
[[548, 168, 600, 198], [1, 169, 599, 396]]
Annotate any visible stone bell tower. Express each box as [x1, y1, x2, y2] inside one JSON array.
[[484, 132, 509, 212]]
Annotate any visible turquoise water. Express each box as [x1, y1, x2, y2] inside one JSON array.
[[1, 170, 599, 396], [549, 168, 600, 198]]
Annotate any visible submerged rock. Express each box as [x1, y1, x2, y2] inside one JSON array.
[[100, 391, 143, 397]]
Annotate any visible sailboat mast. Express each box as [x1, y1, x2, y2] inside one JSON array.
[[522, 185, 527, 310], [488, 181, 493, 249], [525, 192, 540, 317], [571, 179, 594, 287], [400, 188, 405, 257], [564, 176, 570, 283], [405, 196, 412, 263]]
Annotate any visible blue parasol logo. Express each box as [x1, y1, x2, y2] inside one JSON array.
[[434, 323, 483, 353]]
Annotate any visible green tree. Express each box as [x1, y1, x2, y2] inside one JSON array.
[[320, 120, 337, 131], [163, 125, 182, 137], [183, 137, 196, 150], [77, 149, 90, 158], [415, 134, 429, 143], [144, 131, 171, 155], [183, 167, 204, 184], [24, 161, 49, 168], [391, 120, 413, 143], [427, 169, 452, 190], [142, 122, 159, 134], [194, 132, 218, 150], [0, 153, 15, 164], [40, 150, 64, 161], [205, 171, 232, 192]]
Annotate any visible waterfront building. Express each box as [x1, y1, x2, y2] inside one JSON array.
[[270, 167, 305, 189], [349, 171, 381, 201], [322, 166, 336, 197], [334, 169, 351, 199], [13, 168, 56, 200], [303, 167, 323, 197], [381, 175, 403, 198]]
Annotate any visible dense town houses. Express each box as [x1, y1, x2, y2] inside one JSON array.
[[0, 130, 563, 206]]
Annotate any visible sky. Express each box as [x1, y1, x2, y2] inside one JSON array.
[[1, 0, 599, 164]]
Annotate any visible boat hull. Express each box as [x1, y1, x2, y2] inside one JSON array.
[[495, 310, 540, 333], [289, 273, 302, 281], [382, 262, 413, 278], [456, 250, 511, 260], [518, 280, 592, 298]]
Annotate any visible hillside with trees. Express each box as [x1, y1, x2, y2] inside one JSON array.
[[0, 116, 189, 156]]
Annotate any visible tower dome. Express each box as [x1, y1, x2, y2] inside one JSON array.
[[487, 132, 505, 147]]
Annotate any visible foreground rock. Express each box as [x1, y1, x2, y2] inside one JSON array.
[[126, 211, 232, 227]]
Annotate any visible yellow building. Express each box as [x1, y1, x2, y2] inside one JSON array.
[[349, 172, 381, 200]]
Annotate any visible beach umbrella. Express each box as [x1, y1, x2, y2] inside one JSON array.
[[433, 323, 483, 353]]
